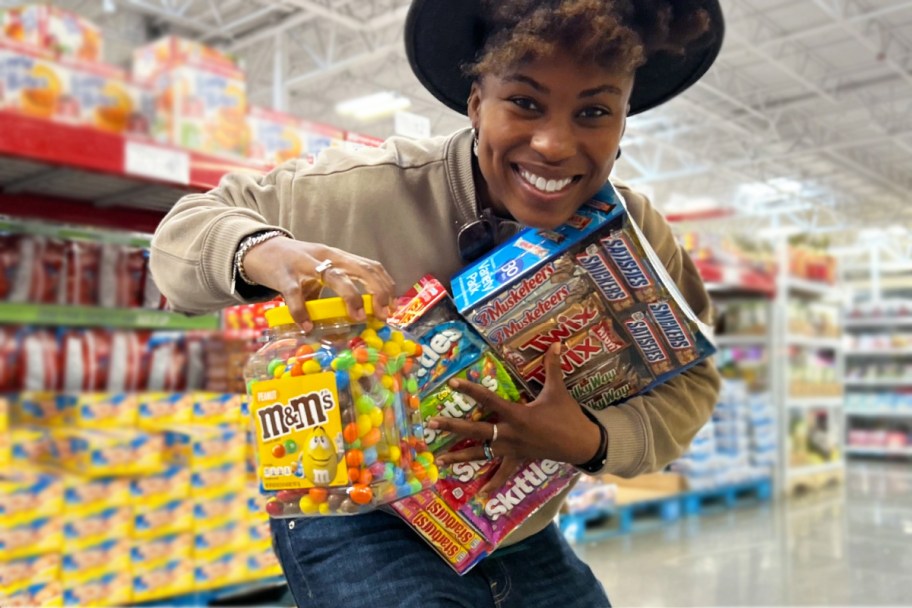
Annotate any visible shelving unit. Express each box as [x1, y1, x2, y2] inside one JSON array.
[[772, 239, 846, 494], [0, 302, 218, 330], [842, 305, 912, 460]]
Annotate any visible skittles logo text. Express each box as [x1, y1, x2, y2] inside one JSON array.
[[603, 237, 650, 288], [472, 263, 559, 327], [484, 460, 561, 521], [424, 375, 498, 445], [625, 320, 667, 363], [649, 303, 693, 350], [577, 249, 629, 302], [256, 390, 336, 441]]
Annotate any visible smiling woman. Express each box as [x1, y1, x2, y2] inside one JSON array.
[[150, 1, 724, 606]]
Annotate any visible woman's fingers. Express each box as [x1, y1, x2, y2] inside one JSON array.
[[314, 250, 396, 320], [445, 378, 511, 418], [479, 456, 523, 499], [427, 417, 497, 444]]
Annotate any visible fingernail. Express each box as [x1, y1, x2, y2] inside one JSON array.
[[435, 458, 445, 467], [300, 321, 314, 332], [448, 378, 460, 388], [377, 306, 390, 319], [427, 419, 439, 429], [550, 343, 561, 355], [354, 308, 367, 321], [477, 491, 488, 500]]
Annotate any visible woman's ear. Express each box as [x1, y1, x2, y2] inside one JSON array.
[[467, 80, 482, 125]]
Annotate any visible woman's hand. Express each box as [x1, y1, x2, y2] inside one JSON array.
[[242, 237, 396, 330], [428, 343, 602, 497]]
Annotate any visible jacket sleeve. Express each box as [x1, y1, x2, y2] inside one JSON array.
[[587, 185, 721, 478], [149, 162, 297, 315]]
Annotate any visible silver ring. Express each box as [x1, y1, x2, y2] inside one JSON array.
[[482, 441, 495, 461], [314, 259, 333, 283], [491, 423, 498, 444]]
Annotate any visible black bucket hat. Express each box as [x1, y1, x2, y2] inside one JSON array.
[[404, 0, 724, 116]]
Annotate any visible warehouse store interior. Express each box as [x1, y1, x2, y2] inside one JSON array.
[[1, 0, 911, 606]]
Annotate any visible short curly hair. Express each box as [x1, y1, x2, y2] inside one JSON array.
[[465, 0, 712, 78]]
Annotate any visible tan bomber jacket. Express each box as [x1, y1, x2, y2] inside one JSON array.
[[151, 128, 720, 545]]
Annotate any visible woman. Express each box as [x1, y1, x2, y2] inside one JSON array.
[[151, 1, 724, 606]]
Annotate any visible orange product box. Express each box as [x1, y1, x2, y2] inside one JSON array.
[[247, 105, 345, 166], [1, 5, 103, 63], [132, 35, 239, 83], [0, 44, 71, 121], [68, 66, 154, 135], [1, 5, 47, 53]]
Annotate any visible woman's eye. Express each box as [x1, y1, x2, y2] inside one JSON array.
[[579, 107, 610, 119], [510, 97, 539, 111]]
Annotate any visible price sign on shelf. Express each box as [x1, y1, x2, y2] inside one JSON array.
[[124, 140, 191, 185]]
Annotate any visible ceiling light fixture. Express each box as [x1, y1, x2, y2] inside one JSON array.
[[335, 91, 411, 122]]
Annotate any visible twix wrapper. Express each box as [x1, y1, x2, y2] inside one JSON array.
[[521, 319, 628, 388]]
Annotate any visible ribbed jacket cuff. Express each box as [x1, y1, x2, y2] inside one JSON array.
[[199, 213, 292, 303], [596, 404, 648, 477]]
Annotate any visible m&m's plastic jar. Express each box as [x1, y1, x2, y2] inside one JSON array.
[[244, 296, 437, 517]]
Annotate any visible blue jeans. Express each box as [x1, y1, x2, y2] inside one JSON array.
[[271, 510, 609, 607]]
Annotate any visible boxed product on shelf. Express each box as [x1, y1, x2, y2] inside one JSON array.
[[133, 498, 192, 540], [1, 579, 63, 607], [1, 5, 103, 63], [138, 392, 194, 427], [130, 464, 190, 506], [0, 468, 62, 525], [190, 461, 246, 499], [192, 490, 246, 532], [0, 42, 72, 120], [787, 301, 840, 338], [1, 512, 62, 560], [133, 38, 249, 158], [246, 544, 282, 580], [160, 424, 246, 468], [0, 552, 61, 594], [130, 532, 193, 572], [62, 505, 132, 551], [247, 105, 345, 166], [788, 241, 837, 284], [192, 391, 244, 424], [61, 537, 130, 582], [193, 550, 247, 591], [789, 410, 840, 467], [44, 427, 163, 477], [68, 66, 153, 135], [60, 473, 130, 517], [193, 520, 246, 561], [62, 569, 131, 606], [132, 558, 192, 604]]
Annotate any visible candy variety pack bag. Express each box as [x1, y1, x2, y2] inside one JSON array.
[[386, 276, 580, 573]]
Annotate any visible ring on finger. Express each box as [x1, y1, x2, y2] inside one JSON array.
[[491, 423, 498, 444], [314, 259, 334, 284], [482, 440, 495, 461]]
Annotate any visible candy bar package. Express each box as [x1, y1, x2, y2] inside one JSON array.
[[451, 183, 716, 407]]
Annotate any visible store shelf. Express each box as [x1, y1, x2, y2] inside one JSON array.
[[713, 335, 768, 347], [784, 278, 842, 299], [787, 461, 845, 477], [787, 397, 844, 409], [844, 317, 912, 329], [0, 302, 219, 330], [845, 409, 912, 419], [0, 110, 271, 210], [846, 446, 912, 457], [786, 335, 842, 350], [136, 576, 287, 607], [844, 379, 912, 388], [844, 349, 912, 357]]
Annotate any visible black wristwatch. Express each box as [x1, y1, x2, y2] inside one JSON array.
[[574, 407, 608, 474]]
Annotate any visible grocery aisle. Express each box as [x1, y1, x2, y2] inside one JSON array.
[[576, 461, 912, 606]]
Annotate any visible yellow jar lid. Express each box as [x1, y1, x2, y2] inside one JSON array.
[[264, 296, 374, 327]]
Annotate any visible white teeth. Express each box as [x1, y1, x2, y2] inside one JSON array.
[[519, 169, 572, 193]]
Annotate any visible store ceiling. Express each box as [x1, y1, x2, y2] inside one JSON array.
[[29, 1, 912, 252]]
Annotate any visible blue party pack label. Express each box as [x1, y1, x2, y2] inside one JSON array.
[[452, 187, 623, 314]]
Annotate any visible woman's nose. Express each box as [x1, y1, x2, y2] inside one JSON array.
[[530, 121, 576, 162]]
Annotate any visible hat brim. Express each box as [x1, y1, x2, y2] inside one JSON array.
[[405, 0, 724, 116]]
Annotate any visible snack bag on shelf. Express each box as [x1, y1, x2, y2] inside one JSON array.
[[60, 329, 111, 392], [146, 332, 188, 391], [107, 330, 149, 392], [98, 244, 148, 309], [62, 238, 101, 306], [19, 329, 62, 392]]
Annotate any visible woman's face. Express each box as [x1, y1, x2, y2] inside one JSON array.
[[468, 47, 634, 229]]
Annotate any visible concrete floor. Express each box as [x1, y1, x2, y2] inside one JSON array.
[[575, 461, 912, 606]]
